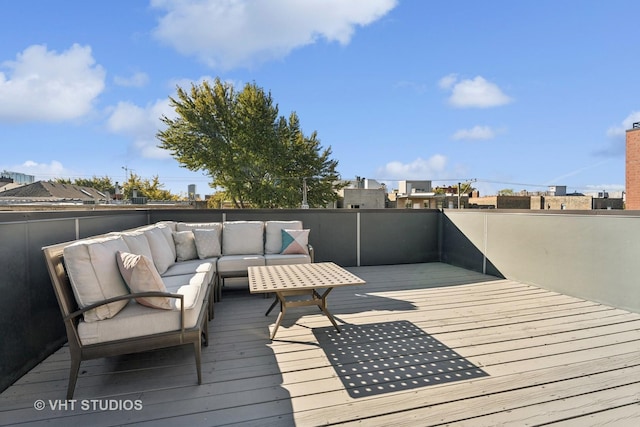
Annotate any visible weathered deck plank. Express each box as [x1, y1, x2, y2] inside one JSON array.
[[1, 263, 639, 426]]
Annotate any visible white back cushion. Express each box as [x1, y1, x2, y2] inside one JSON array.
[[120, 231, 154, 260], [264, 220, 302, 254], [176, 222, 222, 232], [143, 227, 175, 274], [63, 236, 130, 322], [157, 224, 177, 261], [222, 221, 264, 255]]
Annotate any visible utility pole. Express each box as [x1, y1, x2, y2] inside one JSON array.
[[301, 177, 309, 209], [457, 179, 477, 209], [121, 166, 134, 181], [121, 166, 134, 200]]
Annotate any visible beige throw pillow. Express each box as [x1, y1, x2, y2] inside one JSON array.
[[116, 251, 172, 309], [173, 231, 198, 262], [193, 228, 222, 259]]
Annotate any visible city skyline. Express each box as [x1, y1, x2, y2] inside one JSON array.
[[1, 0, 639, 196]]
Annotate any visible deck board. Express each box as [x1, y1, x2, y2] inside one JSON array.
[[1, 263, 639, 426]]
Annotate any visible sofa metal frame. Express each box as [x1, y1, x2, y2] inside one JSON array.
[[43, 241, 210, 399]]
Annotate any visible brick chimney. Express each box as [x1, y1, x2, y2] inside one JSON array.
[[626, 122, 640, 209]]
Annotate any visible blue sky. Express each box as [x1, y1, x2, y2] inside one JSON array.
[[1, 0, 639, 197]]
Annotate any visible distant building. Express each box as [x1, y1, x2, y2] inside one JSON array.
[[547, 185, 566, 196], [470, 184, 623, 210], [337, 176, 386, 208], [395, 180, 469, 209], [1, 170, 35, 185], [626, 122, 640, 209], [398, 180, 432, 194], [469, 195, 531, 209]]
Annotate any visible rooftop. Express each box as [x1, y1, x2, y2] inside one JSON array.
[[0, 181, 109, 203], [2, 263, 639, 426]]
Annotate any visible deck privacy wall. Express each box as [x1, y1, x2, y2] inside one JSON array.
[[442, 210, 640, 315], [0, 209, 439, 393], [2, 208, 639, 394]]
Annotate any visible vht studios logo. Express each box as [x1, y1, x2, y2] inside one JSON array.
[[34, 399, 143, 411]]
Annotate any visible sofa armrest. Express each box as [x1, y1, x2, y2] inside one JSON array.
[[308, 244, 314, 263]]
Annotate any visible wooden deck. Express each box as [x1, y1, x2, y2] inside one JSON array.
[[2, 263, 640, 426]]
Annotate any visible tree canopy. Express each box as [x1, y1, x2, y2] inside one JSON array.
[[54, 175, 178, 201], [157, 78, 343, 208], [121, 173, 178, 200]]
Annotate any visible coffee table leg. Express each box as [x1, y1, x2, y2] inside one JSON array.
[[318, 288, 341, 333], [270, 292, 286, 339]]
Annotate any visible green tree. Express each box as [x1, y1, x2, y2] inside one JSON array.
[[207, 190, 229, 208], [498, 188, 515, 196], [157, 78, 343, 208], [54, 175, 178, 200], [122, 173, 178, 201], [55, 176, 116, 194]]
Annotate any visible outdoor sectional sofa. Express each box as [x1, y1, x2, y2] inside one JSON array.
[[42, 219, 312, 398]]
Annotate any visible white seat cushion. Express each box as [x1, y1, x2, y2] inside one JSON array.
[[217, 255, 265, 274], [161, 271, 210, 310], [76, 294, 205, 345], [162, 259, 216, 277]]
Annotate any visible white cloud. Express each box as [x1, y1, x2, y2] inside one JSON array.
[[441, 75, 512, 108], [0, 44, 105, 122], [607, 111, 640, 138], [106, 99, 177, 159], [376, 155, 448, 180], [151, 0, 398, 69], [438, 73, 458, 90], [6, 160, 74, 181], [114, 71, 149, 87], [595, 111, 640, 157], [452, 125, 502, 141]]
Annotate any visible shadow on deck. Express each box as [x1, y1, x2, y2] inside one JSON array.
[[313, 320, 488, 398]]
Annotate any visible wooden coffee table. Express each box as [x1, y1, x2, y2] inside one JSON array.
[[248, 262, 366, 339]]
